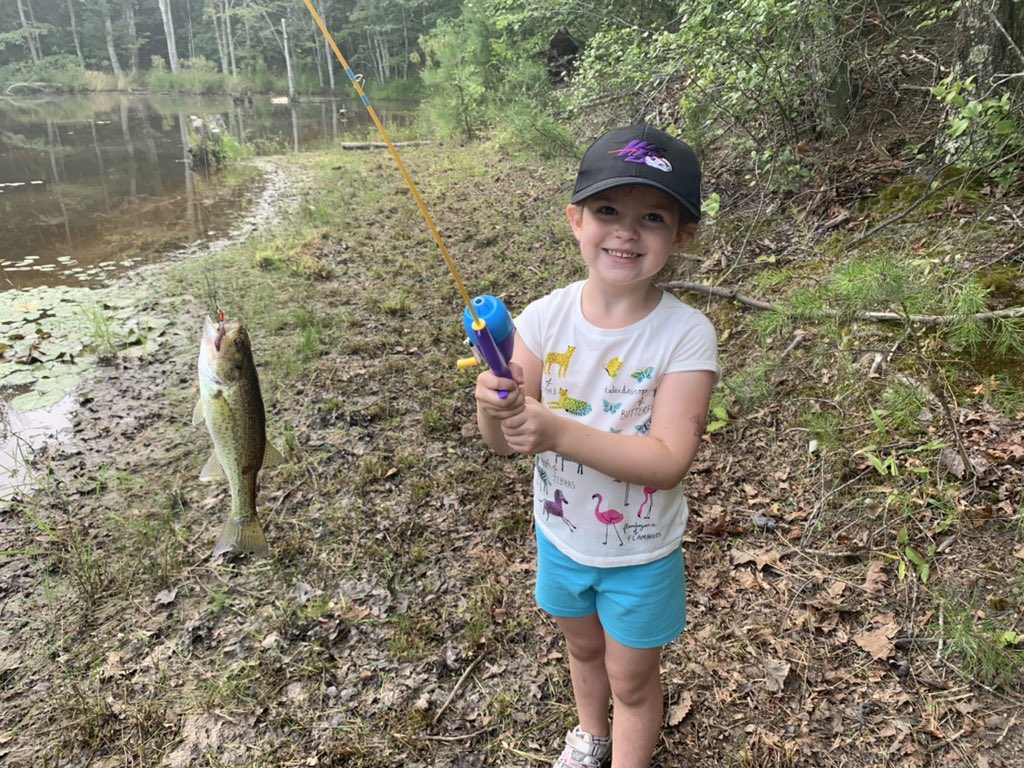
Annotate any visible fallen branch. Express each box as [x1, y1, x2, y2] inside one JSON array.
[[394, 725, 498, 743], [4, 82, 50, 96], [843, 164, 956, 252], [660, 280, 1024, 326], [431, 649, 487, 726], [660, 281, 775, 311], [340, 140, 432, 150]]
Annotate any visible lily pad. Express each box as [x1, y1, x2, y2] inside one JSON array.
[[0, 369, 38, 387], [9, 386, 71, 412]]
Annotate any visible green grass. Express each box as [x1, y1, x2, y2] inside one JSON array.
[[937, 592, 1024, 689], [80, 303, 119, 359]]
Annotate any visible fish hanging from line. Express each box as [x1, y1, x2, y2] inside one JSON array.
[[193, 310, 284, 557]]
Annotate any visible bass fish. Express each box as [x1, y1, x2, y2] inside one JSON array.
[[193, 310, 283, 557]]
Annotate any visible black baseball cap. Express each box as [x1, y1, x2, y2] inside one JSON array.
[[571, 125, 702, 221]]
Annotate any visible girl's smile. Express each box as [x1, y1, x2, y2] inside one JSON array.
[[567, 184, 692, 291], [605, 248, 641, 260]]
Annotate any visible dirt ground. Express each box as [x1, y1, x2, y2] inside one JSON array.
[[1, 139, 1022, 767]]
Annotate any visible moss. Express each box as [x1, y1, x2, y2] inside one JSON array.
[[863, 175, 947, 220], [976, 266, 1023, 304]]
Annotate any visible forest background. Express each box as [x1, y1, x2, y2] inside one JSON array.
[[1, 0, 1024, 766]]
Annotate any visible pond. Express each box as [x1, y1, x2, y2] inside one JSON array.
[[0, 92, 413, 291], [0, 91, 414, 498]]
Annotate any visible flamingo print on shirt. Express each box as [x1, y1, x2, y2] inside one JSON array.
[[637, 486, 657, 519], [592, 493, 624, 545]]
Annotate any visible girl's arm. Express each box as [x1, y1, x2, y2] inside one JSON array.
[[500, 369, 716, 489]]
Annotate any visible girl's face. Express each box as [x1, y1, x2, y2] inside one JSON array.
[[567, 185, 695, 291]]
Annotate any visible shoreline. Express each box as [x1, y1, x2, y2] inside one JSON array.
[[0, 155, 304, 498]]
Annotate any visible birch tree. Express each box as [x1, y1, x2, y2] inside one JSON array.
[[156, 0, 180, 72], [15, 0, 40, 63], [122, 0, 139, 75], [68, 0, 85, 65], [102, 2, 124, 78], [282, 16, 295, 101]]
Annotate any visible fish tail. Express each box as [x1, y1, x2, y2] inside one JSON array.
[[213, 515, 270, 558]]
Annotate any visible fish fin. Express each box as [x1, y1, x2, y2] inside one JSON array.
[[199, 452, 226, 481], [263, 441, 285, 468], [192, 397, 204, 426], [212, 516, 269, 558]]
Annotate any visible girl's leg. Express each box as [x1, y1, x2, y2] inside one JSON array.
[[556, 614, 611, 738], [604, 635, 662, 768]]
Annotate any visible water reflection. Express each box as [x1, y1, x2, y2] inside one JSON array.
[[0, 393, 75, 500], [0, 93, 413, 292]]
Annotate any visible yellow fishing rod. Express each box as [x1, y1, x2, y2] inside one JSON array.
[[302, 0, 514, 391]]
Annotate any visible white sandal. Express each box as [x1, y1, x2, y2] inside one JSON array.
[[553, 726, 611, 768]]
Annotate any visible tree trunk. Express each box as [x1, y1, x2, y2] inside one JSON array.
[[157, 0, 181, 73], [324, 31, 336, 90], [26, 0, 43, 57], [104, 10, 125, 79], [317, 0, 335, 90], [312, 17, 324, 88], [955, 0, 1024, 95], [282, 18, 297, 102], [402, 7, 409, 79], [186, 0, 196, 59], [123, 0, 140, 76], [368, 32, 386, 81], [68, 0, 85, 66], [214, 2, 229, 74], [15, 0, 40, 63], [226, 0, 237, 78]]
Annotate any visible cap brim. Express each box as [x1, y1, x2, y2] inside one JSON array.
[[570, 177, 701, 221]]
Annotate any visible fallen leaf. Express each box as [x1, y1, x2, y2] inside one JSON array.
[[854, 621, 899, 660], [261, 631, 282, 649], [864, 561, 888, 595], [826, 580, 847, 599], [764, 659, 790, 693], [729, 548, 783, 571], [294, 581, 322, 604], [666, 691, 693, 726], [153, 587, 178, 606]]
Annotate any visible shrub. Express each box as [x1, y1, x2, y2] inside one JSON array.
[[932, 75, 1024, 189], [0, 55, 88, 92], [147, 55, 227, 94]]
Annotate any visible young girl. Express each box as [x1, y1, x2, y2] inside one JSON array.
[[475, 125, 720, 768]]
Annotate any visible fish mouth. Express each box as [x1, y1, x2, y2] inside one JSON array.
[[214, 309, 227, 352]]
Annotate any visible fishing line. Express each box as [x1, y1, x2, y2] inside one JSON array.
[[301, 0, 481, 323]]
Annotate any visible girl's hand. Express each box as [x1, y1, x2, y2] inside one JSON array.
[[475, 363, 525, 420], [500, 397, 557, 455]]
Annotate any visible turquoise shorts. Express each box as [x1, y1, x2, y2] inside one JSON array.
[[535, 526, 687, 649]]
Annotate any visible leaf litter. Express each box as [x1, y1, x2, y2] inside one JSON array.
[[0, 145, 1021, 767]]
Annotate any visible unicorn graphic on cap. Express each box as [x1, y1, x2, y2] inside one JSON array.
[[609, 140, 673, 172]]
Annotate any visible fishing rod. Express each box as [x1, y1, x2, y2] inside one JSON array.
[[301, 0, 514, 390]]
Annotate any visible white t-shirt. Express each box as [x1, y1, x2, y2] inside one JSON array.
[[515, 281, 720, 567]]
